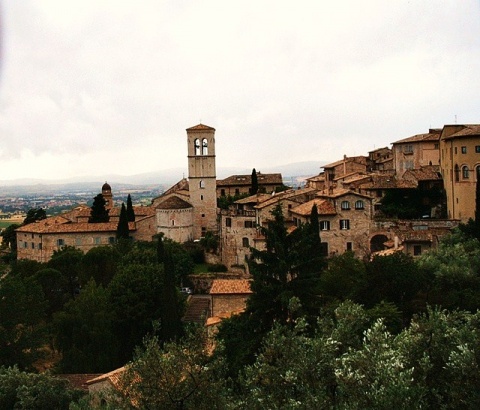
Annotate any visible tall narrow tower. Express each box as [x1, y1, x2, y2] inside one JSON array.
[[186, 124, 217, 239]]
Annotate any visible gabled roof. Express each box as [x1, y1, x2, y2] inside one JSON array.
[[392, 130, 440, 145], [322, 156, 367, 170], [217, 173, 283, 187], [155, 195, 192, 210], [316, 188, 372, 200], [209, 279, 252, 295], [290, 199, 336, 217], [162, 178, 189, 196], [403, 165, 442, 182], [186, 123, 215, 131], [254, 187, 317, 210], [234, 193, 271, 205], [442, 124, 480, 140]]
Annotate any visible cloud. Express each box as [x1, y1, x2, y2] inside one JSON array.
[[0, 0, 479, 180]]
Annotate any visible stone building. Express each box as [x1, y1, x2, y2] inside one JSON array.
[[152, 124, 218, 241], [391, 129, 441, 177], [439, 124, 480, 221], [209, 279, 252, 318], [216, 172, 283, 197], [15, 203, 156, 262]]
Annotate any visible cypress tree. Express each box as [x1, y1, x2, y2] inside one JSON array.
[[160, 246, 183, 342], [250, 168, 259, 195], [126, 194, 135, 222], [89, 194, 110, 223], [116, 203, 129, 240]]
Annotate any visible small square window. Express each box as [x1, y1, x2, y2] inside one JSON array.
[[413, 245, 422, 256], [476, 146, 480, 153], [320, 221, 330, 231], [461, 146, 467, 154], [340, 219, 350, 230]]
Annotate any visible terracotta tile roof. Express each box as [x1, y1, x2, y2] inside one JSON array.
[[209, 279, 252, 295], [57, 374, 103, 391], [403, 165, 442, 182], [217, 173, 283, 187], [306, 174, 325, 182], [322, 156, 367, 169], [155, 195, 192, 210], [235, 193, 271, 205], [16, 216, 135, 234], [186, 123, 215, 131], [392, 130, 440, 145], [290, 199, 336, 217], [254, 187, 317, 209], [161, 178, 189, 197], [86, 366, 127, 388], [443, 124, 480, 139]]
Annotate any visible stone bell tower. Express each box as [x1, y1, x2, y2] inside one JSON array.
[[186, 124, 217, 239]]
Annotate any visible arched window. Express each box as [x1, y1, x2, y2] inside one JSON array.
[[341, 201, 350, 210], [194, 139, 201, 155], [199, 180, 205, 189], [202, 138, 208, 155], [354, 200, 364, 210], [454, 164, 460, 182], [462, 165, 469, 179]]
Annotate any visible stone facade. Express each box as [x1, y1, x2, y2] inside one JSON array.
[[209, 279, 252, 317], [392, 129, 441, 177], [439, 124, 480, 222], [217, 172, 283, 197]]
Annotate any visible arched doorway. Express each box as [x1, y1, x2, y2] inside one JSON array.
[[370, 234, 389, 253]]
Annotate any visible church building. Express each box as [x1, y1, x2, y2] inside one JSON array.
[[151, 124, 218, 242]]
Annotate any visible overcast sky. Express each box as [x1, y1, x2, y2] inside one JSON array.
[[0, 0, 479, 182]]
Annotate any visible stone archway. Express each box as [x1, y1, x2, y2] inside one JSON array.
[[370, 234, 389, 253]]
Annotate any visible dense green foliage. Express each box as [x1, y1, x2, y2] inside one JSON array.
[[2, 212, 480, 408], [0, 366, 83, 410], [23, 208, 47, 225]]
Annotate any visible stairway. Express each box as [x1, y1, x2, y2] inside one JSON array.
[[182, 296, 211, 324]]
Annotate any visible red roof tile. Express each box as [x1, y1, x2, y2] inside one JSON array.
[[209, 279, 252, 295]]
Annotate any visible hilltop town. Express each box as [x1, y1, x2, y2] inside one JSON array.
[[9, 122, 479, 266]]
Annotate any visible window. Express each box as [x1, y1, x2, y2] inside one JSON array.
[[244, 220, 254, 228], [57, 239, 65, 247], [220, 189, 226, 196], [320, 220, 330, 231], [38, 243, 42, 250], [94, 237, 101, 245], [242, 237, 249, 248], [434, 143, 439, 149], [23, 241, 28, 248], [462, 166, 469, 179], [235, 189, 240, 195], [403, 144, 413, 153], [76, 238, 82, 246], [225, 217, 232, 227], [109, 237, 115, 244], [199, 180, 205, 189], [202, 214, 205, 217], [200, 195, 204, 200], [194, 139, 201, 155], [354, 200, 364, 210], [340, 219, 350, 230], [202, 138, 208, 155], [454, 164, 460, 182], [341, 201, 350, 210], [31, 242, 35, 249], [171, 220, 175, 226], [476, 146, 480, 153], [413, 245, 422, 256], [346, 242, 353, 251], [461, 146, 467, 154]]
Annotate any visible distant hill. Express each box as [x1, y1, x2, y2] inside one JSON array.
[[0, 161, 325, 193]]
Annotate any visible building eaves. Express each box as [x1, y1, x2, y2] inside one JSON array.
[[443, 124, 480, 140], [186, 123, 216, 131], [155, 195, 193, 210], [290, 199, 336, 217], [209, 279, 252, 295]]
